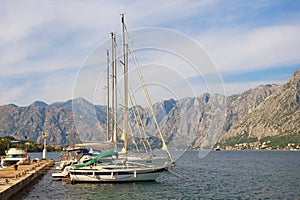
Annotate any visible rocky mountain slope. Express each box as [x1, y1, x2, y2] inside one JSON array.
[[0, 70, 298, 148], [222, 70, 300, 143], [0, 102, 79, 145]]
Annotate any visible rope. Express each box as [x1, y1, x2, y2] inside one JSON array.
[[125, 26, 174, 162]]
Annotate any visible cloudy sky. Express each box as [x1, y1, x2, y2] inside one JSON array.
[[1, 0, 299, 106]]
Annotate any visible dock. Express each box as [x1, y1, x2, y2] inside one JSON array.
[[0, 160, 54, 200]]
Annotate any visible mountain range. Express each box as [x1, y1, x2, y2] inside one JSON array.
[[0, 70, 299, 149]]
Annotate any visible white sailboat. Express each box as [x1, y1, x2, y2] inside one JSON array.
[[69, 14, 172, 183]]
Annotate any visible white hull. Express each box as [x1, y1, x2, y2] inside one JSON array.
[[52, 166, 71, 180], [1, 158, 27, 167], [52, 172, 67, 180], [1, 148, 29, 168], [70, 166, 166, 182]]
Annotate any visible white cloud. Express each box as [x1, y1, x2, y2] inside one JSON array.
[[0, 0, 214, 76], [198, 24, 300, 73], [0, 0, 299, 105], [0, 82, 28, 105]]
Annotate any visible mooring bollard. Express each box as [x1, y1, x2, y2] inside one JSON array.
[[14, 164, 18, 171]]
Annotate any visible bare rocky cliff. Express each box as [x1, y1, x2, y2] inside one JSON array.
[[223, 70, 300, 141], [0, 103, 79, 145]]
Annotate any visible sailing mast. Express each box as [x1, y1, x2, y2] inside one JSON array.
[[121, 13, 129, 152], [106, 49, 110, 141], [111, 32, 117, 150]]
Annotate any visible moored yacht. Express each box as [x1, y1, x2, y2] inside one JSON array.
[[1, 147, 30, 168]]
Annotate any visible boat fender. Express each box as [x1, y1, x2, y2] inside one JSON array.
[[114, 152, 118, 159]]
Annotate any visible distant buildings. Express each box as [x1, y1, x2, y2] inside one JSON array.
[[222, 141, 300, 150]]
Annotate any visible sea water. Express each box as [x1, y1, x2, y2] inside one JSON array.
[[12, 150, 300, 199]]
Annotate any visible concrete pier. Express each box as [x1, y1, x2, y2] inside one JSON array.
[[0, 160, 54, 200]]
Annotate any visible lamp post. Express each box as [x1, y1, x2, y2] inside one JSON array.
[[25, 142, 30, 152], [42, 132, 47, 160]]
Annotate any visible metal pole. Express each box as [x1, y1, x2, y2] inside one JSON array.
[[42, 132, 47, 160], [111, 32, 117, 150], [106, 49, 110, 141], [121, 13, 129, 152]]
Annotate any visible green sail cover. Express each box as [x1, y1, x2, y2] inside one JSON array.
[[75, 150, 115, 169]]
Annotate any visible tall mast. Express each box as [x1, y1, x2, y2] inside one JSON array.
[[111, 32, 117, 149], [106, 49, 110, 141], [121, 13, 129, 152], [110, 33, 114, 143]]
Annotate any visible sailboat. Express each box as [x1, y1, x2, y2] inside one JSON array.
[[68, 14, 172, 183]]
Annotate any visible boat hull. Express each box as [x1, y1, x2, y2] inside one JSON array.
[[1, 159, 23, 167], [1, 148, 29, 168], [52, 166, 71, 180], [52, 172, 67, 180], [69, 167, 166, 183]]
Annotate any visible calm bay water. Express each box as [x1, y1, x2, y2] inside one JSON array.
[[12, 150, 300, 199]]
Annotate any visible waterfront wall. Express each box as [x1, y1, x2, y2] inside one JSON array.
[[0, 160, 54, 200]]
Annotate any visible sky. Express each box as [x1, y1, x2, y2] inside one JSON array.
[[0, 0, 300, 106]]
